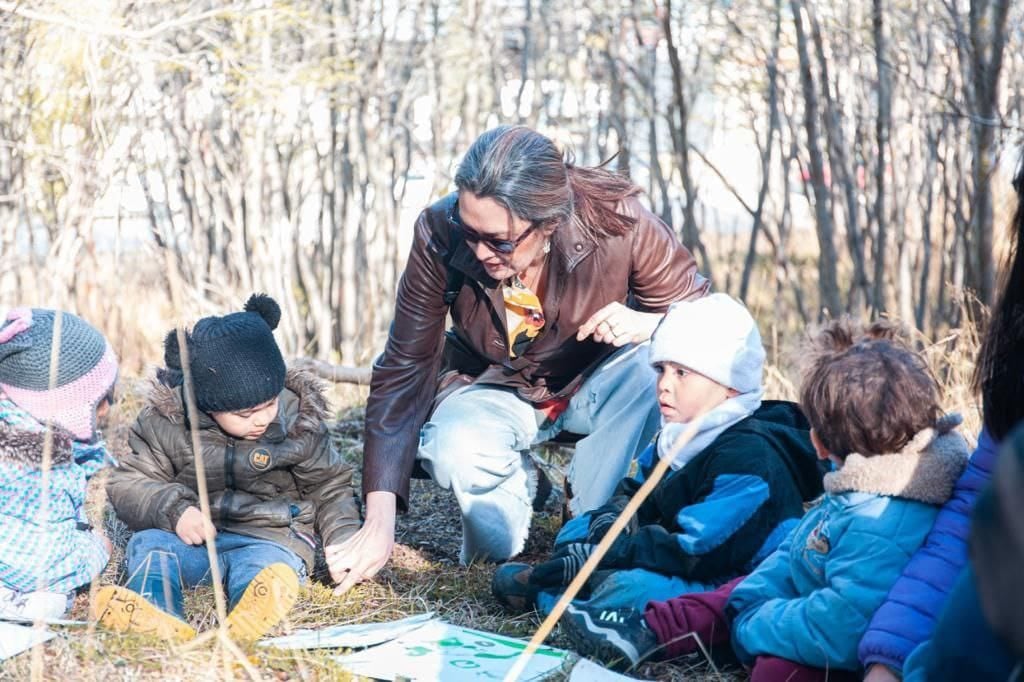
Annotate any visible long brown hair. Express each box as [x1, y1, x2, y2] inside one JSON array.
[[972, 154, 1024, 441], [454, 125, 642, 240]]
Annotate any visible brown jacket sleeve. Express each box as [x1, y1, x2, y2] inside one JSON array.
[[624, 197, 710, 310], [361, 208, 449, 509], [291, 426, 362, 546], [106, 409, 199, 533]]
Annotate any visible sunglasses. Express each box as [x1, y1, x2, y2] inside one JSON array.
[[448, 202, 540, 255]]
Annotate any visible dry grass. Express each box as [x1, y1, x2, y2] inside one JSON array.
[[0, 316, 981, 681]]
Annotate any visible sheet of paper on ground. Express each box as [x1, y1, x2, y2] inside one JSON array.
[[259, 612, 436, 650], [0, 622, 55, 660], [568, 657, 640, 681], [334, 620, 570, 681], [0, 615, 87, 628]]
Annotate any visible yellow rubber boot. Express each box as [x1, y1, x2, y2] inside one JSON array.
[[92, 585, 196, 643], [224, 563, 299, 643]]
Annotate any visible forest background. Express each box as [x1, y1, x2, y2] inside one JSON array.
[[0, 0, 1017, 679]]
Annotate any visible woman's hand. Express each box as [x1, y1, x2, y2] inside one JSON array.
[[324, 491, 397, 596], [577, 303, 662, 346]]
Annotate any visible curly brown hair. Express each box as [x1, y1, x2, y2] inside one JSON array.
[[798, 318, 940, 458]]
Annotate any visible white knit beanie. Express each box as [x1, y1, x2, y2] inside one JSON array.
[[648, 293, 765, 393]]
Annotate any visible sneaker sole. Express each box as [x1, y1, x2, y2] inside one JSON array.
[[224, 563, 299, 642], [92, 585, 196, 643], [562, 604, 641, 672]]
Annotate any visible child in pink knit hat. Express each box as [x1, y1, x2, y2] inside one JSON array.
[[0, 307, 118, 619]]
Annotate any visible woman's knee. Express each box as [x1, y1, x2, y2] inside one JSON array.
[[418, 418, 523, 489]]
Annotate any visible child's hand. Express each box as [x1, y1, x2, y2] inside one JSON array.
[[864, 664, 900, 682], [92, 529, 113, 555], [529, 543, 595, 588], [175, 506, 216, 545]]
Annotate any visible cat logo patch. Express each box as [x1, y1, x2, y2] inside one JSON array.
[[249, 448, 272, 471]]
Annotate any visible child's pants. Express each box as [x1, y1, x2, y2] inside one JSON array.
[[417, 343, 662, 564], [643, 577, 859, 681], [126, 529, 306, 616], [536, 568, 717, 616], [534, 509, 718, 615]]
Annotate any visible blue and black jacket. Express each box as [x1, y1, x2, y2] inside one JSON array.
[[590, 400, 826, 582]]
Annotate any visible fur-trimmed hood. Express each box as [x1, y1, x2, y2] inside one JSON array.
[[0, 419, 75, 466], [145, 367, 329, 442], [0, 398, 76, 467], [824, 413, 969, 505]]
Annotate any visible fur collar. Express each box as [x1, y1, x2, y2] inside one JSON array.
[[0, 418, 75, 467], [146, 368, 330, 440], [824, 414, 969, 505]]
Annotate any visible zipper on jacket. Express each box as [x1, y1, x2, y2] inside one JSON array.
[[223, 439, 236, 516]]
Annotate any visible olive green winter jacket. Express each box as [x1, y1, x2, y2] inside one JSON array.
[[107, 369, 360, 570]]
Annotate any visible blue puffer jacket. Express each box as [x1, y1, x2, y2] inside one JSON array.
[[0, 398, 111, 595], [726, 418, 968, 671], [858, 427, 999, 673]]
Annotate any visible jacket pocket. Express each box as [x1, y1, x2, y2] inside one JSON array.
[[288, 526, 318, 553]]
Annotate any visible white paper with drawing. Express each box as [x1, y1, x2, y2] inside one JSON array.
[[334, 620, 570, 681], [259, 612, 436, 650]]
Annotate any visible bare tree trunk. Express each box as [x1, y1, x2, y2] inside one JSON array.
[[965, 0, 1010, 307], [661, 0, 711, 280], [740, 0, 782, 301], [809, 7, 869, 312], [870, 0, 892, 315], [790, 0, 841, 317]]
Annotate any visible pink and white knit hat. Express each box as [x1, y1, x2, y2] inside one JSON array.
[[0, 308, 118, 441]]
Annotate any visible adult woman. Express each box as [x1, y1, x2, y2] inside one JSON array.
[[330, 126, 708, 590]]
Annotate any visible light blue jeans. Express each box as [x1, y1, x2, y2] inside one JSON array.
[[417, 343, 661, 564], [126, 529, 306, 613]]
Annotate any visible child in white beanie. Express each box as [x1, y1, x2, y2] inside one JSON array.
[[492, 293, 827, 669]]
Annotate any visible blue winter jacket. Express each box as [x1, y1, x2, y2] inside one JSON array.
[[0, 399, 111, 595], [858, 427, 999, 673], [725, 418, 968, 671]]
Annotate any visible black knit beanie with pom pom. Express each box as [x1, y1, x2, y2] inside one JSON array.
[[159, 294, 287, 413]]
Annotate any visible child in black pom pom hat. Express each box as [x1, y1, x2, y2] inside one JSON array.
[[96, 294, 361, 643]]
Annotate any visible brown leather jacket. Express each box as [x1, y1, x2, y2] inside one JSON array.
[[107, 370, 361, 570], [363, 192, 709, 508]]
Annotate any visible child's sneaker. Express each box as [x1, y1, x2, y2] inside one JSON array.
[[92, 585, 197, 643], [560, 604, 659, 672], [491, 562, 538, 612], [224, 563, 299, 642]]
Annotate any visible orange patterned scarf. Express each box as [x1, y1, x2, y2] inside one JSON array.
[[503, 275, 545, 358]]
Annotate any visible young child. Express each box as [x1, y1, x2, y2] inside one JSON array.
[[96, 294, 360, 642], [570, 319, 969, 679], [492, 294, 825, 654], [0, 307, 118, 619]]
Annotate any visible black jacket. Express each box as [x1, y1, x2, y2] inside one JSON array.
[[594, 401, 826, 581]]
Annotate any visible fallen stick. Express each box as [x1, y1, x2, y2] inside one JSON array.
[[291, 358, 373, 385]]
